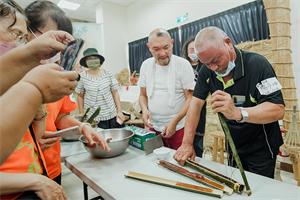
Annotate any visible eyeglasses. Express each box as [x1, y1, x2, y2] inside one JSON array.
[[0, 27, 27, 45]]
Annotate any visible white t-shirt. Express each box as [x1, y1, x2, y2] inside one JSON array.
[[138, 55, 194, 132]]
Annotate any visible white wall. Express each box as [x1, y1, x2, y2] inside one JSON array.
[[95, 1, 128, 75], [126, 0, 254, 41], [290, 0, 300, 108]]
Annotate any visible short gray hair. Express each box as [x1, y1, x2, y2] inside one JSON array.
[[148, 28, 171, 43], [194, 26, 228, 54]]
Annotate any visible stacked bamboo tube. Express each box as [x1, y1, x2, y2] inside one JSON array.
[[264, 0, 300, 181], [263, 0, 300, 134]]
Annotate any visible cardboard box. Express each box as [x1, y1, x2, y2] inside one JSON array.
[[122, 126, 156, 150]]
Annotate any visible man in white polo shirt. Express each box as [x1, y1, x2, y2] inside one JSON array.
[[138, 28, 195, 150]]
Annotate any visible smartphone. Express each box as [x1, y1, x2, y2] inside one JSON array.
[[60, 38, 84, 72], [42, 126, 80, 139], [116, 117, 122, 125]]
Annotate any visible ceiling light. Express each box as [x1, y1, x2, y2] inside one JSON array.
[[57, 0, 81, 11]]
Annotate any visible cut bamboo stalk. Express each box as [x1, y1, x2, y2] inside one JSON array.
[[218, 113, 251, 196], [124, 171, 223, 198], [186, 159, 244, 194], [158, 160, 233, 195]]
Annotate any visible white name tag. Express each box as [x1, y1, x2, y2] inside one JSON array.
[[256, 77, 282, 95]]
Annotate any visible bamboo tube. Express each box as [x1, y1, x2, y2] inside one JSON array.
[[125, 171, 223, 198], [218, 113, 251, 196], [158, 160, 233, 195], [185, 159, 245, 194]]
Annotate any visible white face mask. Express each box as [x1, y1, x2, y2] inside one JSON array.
[[214, 44, 235, 77], [29, 28, 60, 64]]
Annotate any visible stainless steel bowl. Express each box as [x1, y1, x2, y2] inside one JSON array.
[[79, 129, 134, 158]]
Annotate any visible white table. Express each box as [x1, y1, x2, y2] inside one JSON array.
[[65, 146, 300, 200]]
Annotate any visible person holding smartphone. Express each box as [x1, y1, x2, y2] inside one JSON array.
[[76, 48, 125, 129], [24, 0, 110, 186]]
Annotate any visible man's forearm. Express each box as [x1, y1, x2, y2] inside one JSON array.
[[182, 97, 204, 145], [245, 102, 285, 124], [139, 95, 149, 111]]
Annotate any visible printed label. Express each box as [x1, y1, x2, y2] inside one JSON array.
[[256, 77, 282, 95]]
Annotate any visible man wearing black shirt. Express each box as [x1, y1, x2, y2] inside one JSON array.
[[174, 26, 285, 178]]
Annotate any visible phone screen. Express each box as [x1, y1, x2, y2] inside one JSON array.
[[60, 38, 84, 71]]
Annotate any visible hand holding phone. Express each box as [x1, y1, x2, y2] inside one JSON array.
[[42, 126, 80, 139], [60, 38, 84, 72], [116, 117, 123, 125]]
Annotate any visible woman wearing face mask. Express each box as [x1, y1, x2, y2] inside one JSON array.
[[24, 0, 110, 186], [76, 48, 125, 129], [181, 36, 207, 158]]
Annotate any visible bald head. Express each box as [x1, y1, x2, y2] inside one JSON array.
[[194, 26, 228, 54], [148, 28, 171, 44]]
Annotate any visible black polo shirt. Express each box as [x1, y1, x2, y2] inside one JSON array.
[[193, 47, 284, 161]]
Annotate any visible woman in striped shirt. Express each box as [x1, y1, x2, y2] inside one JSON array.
[[76, 48, 125, 129]]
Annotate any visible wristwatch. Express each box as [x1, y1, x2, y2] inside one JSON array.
[[236, 107, 248, 123]]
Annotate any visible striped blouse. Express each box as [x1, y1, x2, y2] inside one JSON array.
[[75, 69, 119, 121]]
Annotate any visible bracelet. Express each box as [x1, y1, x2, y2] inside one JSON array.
[[34, 112, 48, 121], [79, 123, 91, 133]]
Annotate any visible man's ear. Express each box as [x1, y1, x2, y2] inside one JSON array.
[[224, 37, 233, 48], [146, 43, 150, 50], [171, 39, 174, 45]]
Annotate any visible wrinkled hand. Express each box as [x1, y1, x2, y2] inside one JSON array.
[[35, 175, 67, 200], [116, 111, 125, 124], [26, 30, 74, 62], [142, 109, 153, 129], [211, 90, 241, 120], [162, 121, 176, 138], [21, 64, 78, 103], [173, 143, 196, 166], [39, 132, 60, 151], [82, 125, 111, 151]]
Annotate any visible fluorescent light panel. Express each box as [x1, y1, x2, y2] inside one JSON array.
[[57, 0, 81, 11]]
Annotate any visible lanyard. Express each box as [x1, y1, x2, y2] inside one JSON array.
[[29, 124, 49, 177]]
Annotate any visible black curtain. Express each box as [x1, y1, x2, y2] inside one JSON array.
[[129, 0, 269, 73], [181, 0, 269, 46], [128, 37, 152, 73], [168, 27, 181, 56]]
